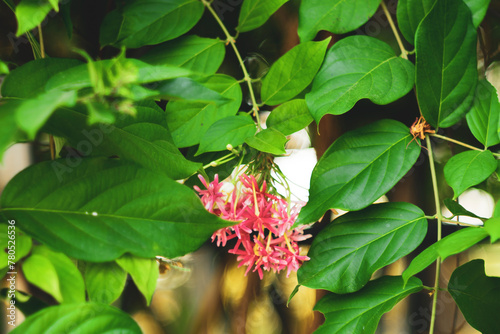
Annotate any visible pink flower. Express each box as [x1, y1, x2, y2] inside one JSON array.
[[194, 173, 311, 279]]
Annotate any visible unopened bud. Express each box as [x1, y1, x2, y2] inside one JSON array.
[[226, 144, 233, 151]]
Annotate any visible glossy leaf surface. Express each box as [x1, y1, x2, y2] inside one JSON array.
[[415, 0, 477, 128], [237, 0, 288, 32], [84, 261, 127, 305], [402, 227, 489, 283], [245, 128, 287, 155], [306, 36, 415, 122], [261, 38, 330, 106], [297, 119, 421, 225], [0, 158, 232, 262], [166, 74, 242, 148], [466, 79, 500, 148], [100, 0, 204, 48], [298, 0, 381, 42], [196, 114, 257, 155], [449, 259, 500, 334], [444, 150, 496, 199], [298, 202, 427, 293], [11, 302, 142, 334], [266, 99, 312, 135], [314, 276, 422, 334]]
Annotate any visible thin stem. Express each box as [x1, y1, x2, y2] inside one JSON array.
[[202, 0, 261, 128], [381, 1, 408, 60], [38, 25, 45, 59], [426, 136, 442, 334], [424, 215, 483, 227], [429, 133, 484, 152]]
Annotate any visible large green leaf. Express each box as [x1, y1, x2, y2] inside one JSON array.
[[1, 58, 83, 98], [402, 227, 489, 283], [298, 0, 381, 42], [15, 90, 77, 139], [44, 105, 200, 180], [116, 254, 159, 306], [100, 0, 204, 48], [15, 0, 53, 36], [261, 38, 330, 106], [10, 302, 142, 334], [84, 261, 127, 305], [0, 157, 233, 262], [141, 35, 225, 76], [415, 0, 477, 128], [196, 114, 257, 155], [266, 99, 313, 135], [444, 150, 497, 199], [244, 128, 287, 155], [237, 0, 289, 32], [398, 0, 490, 44], [296, 119, 421, 226], [306, 36, 415, 123], [298, 202, 427, 293], [166, 74, 242, 148], [449, 259, 500, 334], [485, 217, 500, 242], [156, 77, 230, 104], [22, 245, 85, 303], [466, 79, 500, 148], [314, 276, 423, 334]]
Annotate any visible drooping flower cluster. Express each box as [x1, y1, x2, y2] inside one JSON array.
[[194, 174, 311, 279]]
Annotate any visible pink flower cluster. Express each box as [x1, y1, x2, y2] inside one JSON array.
[[194, 174, 311, 279]]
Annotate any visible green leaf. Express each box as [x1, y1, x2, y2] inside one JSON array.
[[84, 261, 127, 305], [48, 0, 59, 11], [237, 0, 288, 32], [397, 0, 435, 45], [266, 99, 312, 135], [15, 0, 53, 36], [22, 245, 85, 303], [0, 224, 32, 270], [156, 77, 230, 104], [448, 259, 500, 334], [485, 217, 500, 242], [116, 254, 159, 306], [444, 198, 487, 219], [0, 157, 233, 262], [60, 0, 72, 39], [141, 35, 225, 76], [314, 276, 423, 334], [0, 59, 9, 75], [298, 202, 427, 293], [0, 101, 23, 162], [261, 38, 330, 106], [166, 74, 242, 148], [402, 227, 489, 283], [444, 150, 497, 199], [1, 58, 83, 98], [44, 105, 201, 180], [45, 58, 192, 92], [10, 302, 142, 334], [196, 114, 257, 155], [466, 79, 500, 148], [298, 0, 381, 42], [306, 36, 415, 123], [296, 119, 421, 226], [15, 90, 77, 139], [245, 128, 287, 155], [100, 0, 204, 48], [398, 0, 489, 44], [415, 0, 477, 128]]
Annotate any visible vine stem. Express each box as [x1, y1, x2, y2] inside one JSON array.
[[380, 1, 408, 60], [430, 133, 500, 158], [424, 215, 483, 227], [202, 0, 261, 129], [426, 136, 442, 334]]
